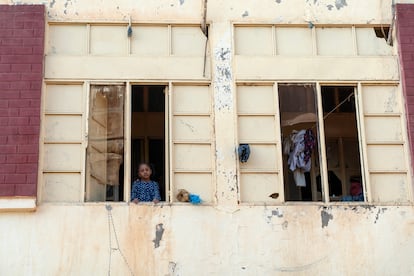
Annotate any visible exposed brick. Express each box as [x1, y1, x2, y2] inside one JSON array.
[[0, 29, 14, 38], [23, 21, 44, 29], [14, 12, 44, 22], [1, 38, 23, 46], [33, 29, 45, 38], [29, 116, 40, 125], [0, 145, 17, 154], [405, 78, 414, 87], [20, 89, 40, 99], [1, 55, 41, 64], [1, 90, 21, 99], [10, 82, 31, 90], [16, 163, 38, 174], [0, 46, 14, 55], [8, 99, 31, 108], [10, 63, 31, 73], [18, 126, 40, 135], [19, 108, 39, 116], [13, 46, 34, 55], [0, 4, 44, 197], [18, 144, 39, 154], [5, 174, 26, 184], [6, 154, 27, 164], [21, 73, 42, 81], [0, 81, 11, 89], [27, 154, 38, 163], [6, 135, 29, 145], [26, 173, 37, 184], [1, 126, 19, 135], [15, 184, 36, 197], [32, 46, 44, 55], [0, 20, 23, 29], [30, 82, 41, 90], [0, 184, 15, 196], [0, 64, 11, 73], [0, 117, 7, 126], [403, 61, 414, 70], [13, 29, 34, 38], [0, 109, 19, 117], [8, 117, 30, 126], [0, 73, 21, 81], [31, 63, 42, 73], [22, 37, 43, 46], [0, 164, 16, 174], [29, 99, 41, 107]]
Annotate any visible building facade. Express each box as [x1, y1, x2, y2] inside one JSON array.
[[1, 0, 414, 274]]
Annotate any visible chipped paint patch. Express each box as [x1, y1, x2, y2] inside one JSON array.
[[179, 0, 185, 5], [275, 0, 282, 3], [242, 11, 249, 17], [265, 208, 283, 224], [335, 0, 347, 10], [374, 208, 387, 224], [152, 223, 164, 248], [321, 208, 333, 228], [214, 43, 233, 111]]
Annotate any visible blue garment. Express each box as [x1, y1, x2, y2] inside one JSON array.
[[131, 180, 161, 202], [238, 144, 250, 163], [189, 194, 201, 204]]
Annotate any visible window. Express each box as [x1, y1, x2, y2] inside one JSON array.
[[237, 83, 410, 203], [234, 25, 393, 56]]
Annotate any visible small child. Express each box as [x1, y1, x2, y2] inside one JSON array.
[[131, 163, 161, 203]]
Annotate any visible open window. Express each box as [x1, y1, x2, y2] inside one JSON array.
[[85, 84, 167, 202], [279, 84, 364, 202], [131, 85, 166, 201]]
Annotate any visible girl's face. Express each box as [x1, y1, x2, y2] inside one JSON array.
[[138, 164, 152, 180]]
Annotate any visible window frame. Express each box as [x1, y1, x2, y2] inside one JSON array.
[[235, 81, 410, 204]]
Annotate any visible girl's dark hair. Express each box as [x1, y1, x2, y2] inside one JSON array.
[[138, 162, 151, 170]]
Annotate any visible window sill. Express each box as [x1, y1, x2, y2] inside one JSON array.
[[0, 197, 36, 212]]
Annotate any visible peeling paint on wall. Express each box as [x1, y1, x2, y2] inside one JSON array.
[[374, 207, 387, 224], [153, 223, 164, 248], [321, 208, 333, 228], [242, 11, 249, 17], [334, 0, 347, 10], [214, 43, 233, 112]]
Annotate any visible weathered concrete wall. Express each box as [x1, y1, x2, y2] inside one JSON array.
[[2, 204, 414, 275], [1, 0, 414, 275], [0, 0, 398, 23]]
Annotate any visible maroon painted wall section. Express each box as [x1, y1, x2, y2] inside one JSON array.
[[0, 5, 45, 197], [397, 4, 414, 171]]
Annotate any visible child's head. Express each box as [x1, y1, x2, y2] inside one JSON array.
[[138, 162, 152, 180]]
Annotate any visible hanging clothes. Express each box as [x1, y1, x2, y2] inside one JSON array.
[[284, 129, 315, 187]]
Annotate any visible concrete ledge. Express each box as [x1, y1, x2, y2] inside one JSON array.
[[0, 197, 36, 212]]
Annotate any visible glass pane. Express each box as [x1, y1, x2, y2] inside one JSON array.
[[86, 85, 125, 202], [278, 84, 321, 201]]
